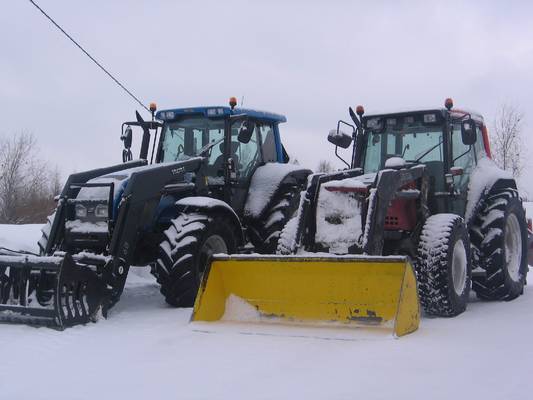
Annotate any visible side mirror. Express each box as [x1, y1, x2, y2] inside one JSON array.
[[461, 119, 477, 145], [237, 120, 254, 143], [121, 125, 133, 149], [328, 129, 352, 149], [121, 125, 133, 162]]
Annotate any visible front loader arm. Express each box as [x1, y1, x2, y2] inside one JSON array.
[[363, 166, 426, 255], [104, 158, 204, 304]]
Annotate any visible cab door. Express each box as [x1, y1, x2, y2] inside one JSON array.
[[224, 119, 265, 214], [450, 122, 477, 216]]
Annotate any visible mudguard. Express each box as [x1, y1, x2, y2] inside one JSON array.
[[244, 163, 311, 220], [465, 157, 517, 224], [175, 197, 245, 245]]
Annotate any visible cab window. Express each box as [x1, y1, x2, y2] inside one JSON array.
[[451, 123, 475, 191], [230, 121, 262, 179], [160, 117, 224, 164], [474, 125, 487, 160], [259, 123, 277, 163]]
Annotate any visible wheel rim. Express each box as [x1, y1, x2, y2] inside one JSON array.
[[452, 239, 467, 296], [198, 234, 228, 275], [504, 213, 522, 282]]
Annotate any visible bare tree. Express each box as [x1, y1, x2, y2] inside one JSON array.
[[491, 104, 524, 178], [49, 166, 63, 198], [0, 133, 57, 224], [316, 159, 333, 173]]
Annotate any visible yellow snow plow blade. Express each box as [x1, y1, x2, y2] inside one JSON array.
[[192, 255, 420, 337]]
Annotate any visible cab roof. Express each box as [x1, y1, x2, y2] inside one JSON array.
[[156, 106, 287, 123], [364, 107, 484, 124]]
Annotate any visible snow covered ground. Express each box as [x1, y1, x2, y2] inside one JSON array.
[[0, 223, 533, 400]]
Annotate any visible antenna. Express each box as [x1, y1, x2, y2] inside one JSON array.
[[27, 0, 150, 113]]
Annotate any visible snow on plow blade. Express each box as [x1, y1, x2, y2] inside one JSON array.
[[0, 253, 107, 328], [192, 255, 420, 337]]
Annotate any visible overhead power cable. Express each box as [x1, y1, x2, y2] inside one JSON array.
[[28, 0, 150, 113]]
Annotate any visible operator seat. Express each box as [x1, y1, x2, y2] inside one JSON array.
[[211, 142, 240, 177]]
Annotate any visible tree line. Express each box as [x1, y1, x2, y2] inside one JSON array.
[[0, 133, 59, 224]]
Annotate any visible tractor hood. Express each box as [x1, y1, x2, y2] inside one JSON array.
[[77, 159, 201, 217]]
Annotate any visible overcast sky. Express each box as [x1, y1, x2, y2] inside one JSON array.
[[1, 1, 532, 195]]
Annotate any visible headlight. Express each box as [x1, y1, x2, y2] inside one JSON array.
[[75, 204, 87, 218], [423, 113, 437, 123], [366, 117, 382, 130], [94, 204, 109, 218]]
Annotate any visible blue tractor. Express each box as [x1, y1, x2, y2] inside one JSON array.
[[0, 98, 311, 328]]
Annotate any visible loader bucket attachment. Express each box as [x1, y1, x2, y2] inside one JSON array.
[[192, 255, 420, 337], [0, 253, 108, 328]]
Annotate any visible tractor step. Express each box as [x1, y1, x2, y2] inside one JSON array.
[[0, 253, 109, 329]]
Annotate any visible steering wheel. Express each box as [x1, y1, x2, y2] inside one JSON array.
[[242, 150, 260, 177], [176, 144, 185, 158]]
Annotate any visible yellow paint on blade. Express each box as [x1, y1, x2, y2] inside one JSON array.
[[192, 256, 420, 337]]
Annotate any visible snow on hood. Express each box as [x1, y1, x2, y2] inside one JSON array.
[[77, 162, 196, 201], [384, 157, 407, 169], [77, 164, 157, 201], [244, 163, 308, 219], [322, 173, 376, 190], [465, 157, 513, 222]]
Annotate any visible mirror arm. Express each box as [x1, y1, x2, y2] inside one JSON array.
[[150, 128, 159, 164], [350, 130, 359, 168], [335, 146, 351, 169]]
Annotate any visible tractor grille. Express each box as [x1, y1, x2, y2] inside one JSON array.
[[385, 215, 399, 227]]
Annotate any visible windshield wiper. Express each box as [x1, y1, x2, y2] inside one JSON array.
[[453, 147, 471, 163], [413, 138, 443, 162], [196, 138, 223, 157]]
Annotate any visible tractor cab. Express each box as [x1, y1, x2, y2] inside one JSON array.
[[121, 99, 287, 168], [328, 99, 491, 216], [120, 98, 289, 213], [154, 103, 287, 178]]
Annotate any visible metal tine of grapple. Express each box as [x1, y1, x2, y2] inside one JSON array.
[[0, 254, 64, 328], [0, 252, 108, 329], [0, 254, 64, 271]]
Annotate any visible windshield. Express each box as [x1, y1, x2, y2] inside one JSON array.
[[363, 119, 444, 173], [160, 117, 224, 164]]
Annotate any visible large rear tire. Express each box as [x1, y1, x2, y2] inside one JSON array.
[[154, 213, 238, 307], [417, 214, 472, 317], [471, 189, 528, 300], [250, 184, 302, 254]]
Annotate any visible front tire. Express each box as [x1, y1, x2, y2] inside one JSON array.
[[417, 214, 472, 317], [471, 189, 528, 300], [154, 212, 238, 307]]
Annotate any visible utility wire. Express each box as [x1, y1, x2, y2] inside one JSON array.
[[28, 0, 150, 113]]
